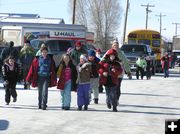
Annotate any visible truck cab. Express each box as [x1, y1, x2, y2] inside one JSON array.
[[121, 44, 156, 74]]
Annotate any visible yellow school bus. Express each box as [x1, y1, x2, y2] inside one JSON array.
[[127, 29, 163, 72]]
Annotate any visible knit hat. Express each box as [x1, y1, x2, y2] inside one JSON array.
[[88, 50, 96, 57], [75, 41, 82, 47], [80, 54, 87, 61], [106, 48, 117, 56], [112, 40, 119, 47]]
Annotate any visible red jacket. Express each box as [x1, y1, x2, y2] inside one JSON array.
[[161, 55, 170, 70], [57, 64, 77, 91], [98, 61, 122, 86], [26, 57, 57, 87]]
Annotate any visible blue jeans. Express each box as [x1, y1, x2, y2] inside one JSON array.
[[105, 86, 118, 107], [60, 80, 72, 108], [38, 76, 50, 107], [164, 68, 169, 77]]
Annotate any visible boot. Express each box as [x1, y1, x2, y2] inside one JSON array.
[[84, 105, 88, 110], [78, 106, 82, 110], [42, 104, 47, 110], [13, 98, 17, 102], [38, 105, 42, 109], [107, 103, 111, 109], [64, 107, 70, 110], [24, 84, 28, 89], [94, 98, 98, 104], [113, 106, 117, 112]]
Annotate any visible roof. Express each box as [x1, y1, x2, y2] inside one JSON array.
[[0, 13, 65, 24], [128, 29, 160, 34]]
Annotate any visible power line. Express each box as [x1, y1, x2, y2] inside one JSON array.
[[141, 3, 155, 29]]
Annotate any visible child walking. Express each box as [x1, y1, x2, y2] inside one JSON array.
[[2, 56, 22, 105], [76, 55, 91, 110], [57, 54, 77, 110], [98, 49, 122, 112], [26, 46, 57, 110], [88, 50, 100, 104]]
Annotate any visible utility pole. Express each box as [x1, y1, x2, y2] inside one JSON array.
[[141, 4, 155, 29], [155, 13, 166, 35], [172, 23, 180, 37], [72, 0, 77, 24], [122, 0, 130, 44]]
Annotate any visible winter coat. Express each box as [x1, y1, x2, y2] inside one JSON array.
[[117, 50, 131, 75], [57, 63, 77, 91], [70, 48, 87, 65], [26, 56, 57, 87], [88, 57, 100, 78], [98, 60, 122, 86], [19, 46, 35, 68], [136, 58, 147, 68], [161, 55, 169, 70], [2, 62, 22, 82], [77, 62, 91, 84], [0, 46, 19, 63]]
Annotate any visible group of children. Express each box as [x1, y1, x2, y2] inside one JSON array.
[[2, 41, 123, 112]]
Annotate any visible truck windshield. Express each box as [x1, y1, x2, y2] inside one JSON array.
[[121, 45, 146, 56], [46, 40, 72, 54]]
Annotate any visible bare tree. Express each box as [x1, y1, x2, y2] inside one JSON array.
[[68, 0, 122, 51]]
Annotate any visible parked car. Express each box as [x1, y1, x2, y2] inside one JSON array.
[[120, 44, 156, 75]]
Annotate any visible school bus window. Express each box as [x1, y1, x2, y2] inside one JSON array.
[[152, 40, 160, 47], [128, 34, 136, 38], [152, 34, 160, 39], [138, 39, 150, 45]]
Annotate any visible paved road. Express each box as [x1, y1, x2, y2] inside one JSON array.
[[0, 67, 180, 134]]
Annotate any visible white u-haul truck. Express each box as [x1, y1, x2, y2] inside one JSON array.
[[1, 24, 87, 46], [0, 24, 87, 66]]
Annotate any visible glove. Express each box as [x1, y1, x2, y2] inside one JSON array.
[[127, 72, 132, 80], [3, 80, 9, 87], [82, 63, 87, 69]]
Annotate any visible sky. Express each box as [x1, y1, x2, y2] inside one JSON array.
[[0, 0, 180, 42]]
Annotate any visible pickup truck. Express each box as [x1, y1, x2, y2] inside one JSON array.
[[120, 44, 156, 75]]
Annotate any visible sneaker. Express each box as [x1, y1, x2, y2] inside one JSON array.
[[64, 107, 70, 110], [107, 103, 111, 109], [13, 98, 17, 102], [84, 105, 88, 110]]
